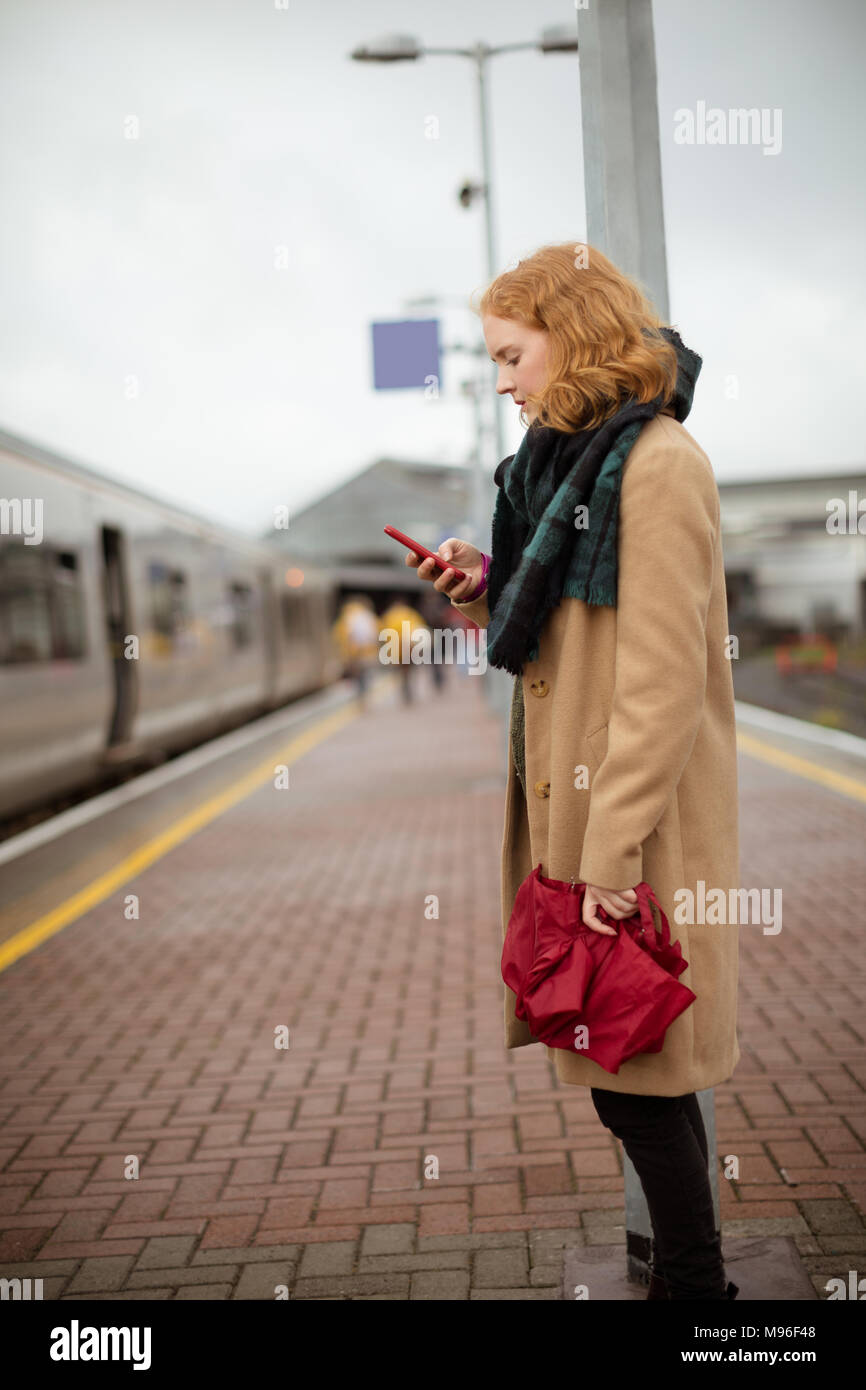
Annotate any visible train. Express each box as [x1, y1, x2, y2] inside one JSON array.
[[0, 427, 342, 825]]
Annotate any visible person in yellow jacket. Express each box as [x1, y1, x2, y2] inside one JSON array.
[[379, 594, 429, 704], [331, 596, 379, 704]]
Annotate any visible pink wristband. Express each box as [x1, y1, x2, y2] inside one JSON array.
[[464, 551, 491, 602]]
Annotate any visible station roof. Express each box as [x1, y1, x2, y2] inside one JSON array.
[[263, 456, 489, 573]]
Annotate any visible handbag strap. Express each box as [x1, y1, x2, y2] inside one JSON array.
[[636, 883, 672, 946], [537, 868, 670, 945]]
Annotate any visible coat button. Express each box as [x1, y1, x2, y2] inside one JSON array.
[[534, 780, 550, 798], [529, 678, 549, 697]]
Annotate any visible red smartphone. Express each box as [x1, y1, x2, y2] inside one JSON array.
[[383, 525, 467, 580]]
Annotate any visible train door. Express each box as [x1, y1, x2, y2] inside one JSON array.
[[100, 526, 138, 747]]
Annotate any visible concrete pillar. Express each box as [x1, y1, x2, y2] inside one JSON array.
[[576, 0, 670, 320]]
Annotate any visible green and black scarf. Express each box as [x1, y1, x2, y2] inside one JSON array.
[[485, 326, 702, 676]]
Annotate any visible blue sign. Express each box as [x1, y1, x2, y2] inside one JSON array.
[[372, 318, 441, 390]]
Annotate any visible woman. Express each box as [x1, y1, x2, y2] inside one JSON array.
[[406, 242, 740, 1301], [331, 596, 379, 704]]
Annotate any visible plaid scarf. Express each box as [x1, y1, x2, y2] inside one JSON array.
[[485, 326, 702, 676]]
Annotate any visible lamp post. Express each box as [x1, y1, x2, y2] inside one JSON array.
[[351, 25, 578, 477], [352, 27, 579, 737]]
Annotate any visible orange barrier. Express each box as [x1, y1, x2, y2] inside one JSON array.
[[775, 634, 838, 674]]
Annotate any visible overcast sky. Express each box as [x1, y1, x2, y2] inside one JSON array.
[[1, 0, 863, 536]]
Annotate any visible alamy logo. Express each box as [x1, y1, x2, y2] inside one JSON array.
[[826, 491, 866, 534], [49, 1320, 151, 1370], [0, 1276, 43, 1299], [673, 101, 782, 156], [378, 621, 487, 674], [673, 881, 782, 935], [825, 1271, 866, 1299], [0, 497, 43, 544]]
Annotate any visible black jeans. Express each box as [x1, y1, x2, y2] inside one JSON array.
[[590, 1087, 727, 1299]]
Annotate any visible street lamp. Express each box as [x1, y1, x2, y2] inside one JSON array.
[[351, 25, 578, 473]]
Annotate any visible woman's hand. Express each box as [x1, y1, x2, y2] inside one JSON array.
[[582, 884, 639, 936], [404, 536, 483, 603]]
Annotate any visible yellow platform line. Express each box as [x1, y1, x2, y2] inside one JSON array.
[[736, 728, 866, 803], [0, 702, 359, 976]]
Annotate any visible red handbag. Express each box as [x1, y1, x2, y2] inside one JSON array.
[[501, 865, 696, 1073]]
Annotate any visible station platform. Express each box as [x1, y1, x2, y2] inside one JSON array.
[[0, 662, 864, 1301]]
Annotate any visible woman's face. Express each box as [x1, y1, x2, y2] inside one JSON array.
[[482, 313, 550, 423]]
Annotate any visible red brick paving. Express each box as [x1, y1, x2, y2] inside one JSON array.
[[0, 666, 864, 1299]]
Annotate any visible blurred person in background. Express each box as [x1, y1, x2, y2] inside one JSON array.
[[331, 595, 379, 706], [379, 593, 428, 704], [417, 585, 453, 692]]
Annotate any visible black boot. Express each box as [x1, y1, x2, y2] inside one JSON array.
[[646, 1262, 670, 1299], [661, 1266, 738, 1300]]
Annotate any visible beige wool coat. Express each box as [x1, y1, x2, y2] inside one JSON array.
[[451, 410, 740, 1096]]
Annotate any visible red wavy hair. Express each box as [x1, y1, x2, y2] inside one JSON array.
[[470, 241, 679, 433]]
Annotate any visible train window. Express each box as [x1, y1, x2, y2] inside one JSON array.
[[148, 561, 189, 643], [0, 545, 86, 664], [281, 590, 301, 638], [228, 581, 254, 648], [51, 552, 86, 658], [0, 545, 52, 662]]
